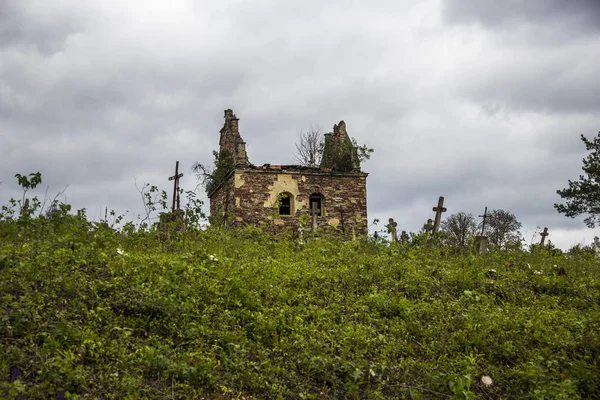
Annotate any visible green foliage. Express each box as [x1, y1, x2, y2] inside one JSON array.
[[555, 132, 600, 228], [442, 212, 478, 250], [192, 150, 235, 196], [1, 202, 600, 398], [483, 209, 523, 249]]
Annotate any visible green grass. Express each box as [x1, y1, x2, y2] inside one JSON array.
[[1, 215, 599, 399]]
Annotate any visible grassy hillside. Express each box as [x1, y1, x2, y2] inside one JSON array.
[[1, 214, 599, 399]]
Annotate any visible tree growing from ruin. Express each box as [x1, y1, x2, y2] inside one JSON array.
[[441, 212, 478, 248], [192, 150, 235, 195], [295, 124, 373, 170], [555, 132, 600, 228], [482, 209, 522, 247], [295, 125, 324, 168]]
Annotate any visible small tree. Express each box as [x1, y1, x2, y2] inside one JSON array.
[[295, 125, 324, 167], [441, 212, 477, 248], [192, 150, 235, 195], [555, 132, 600, 227], [482, 209, 522, 248], [295, 125, 373, 169]]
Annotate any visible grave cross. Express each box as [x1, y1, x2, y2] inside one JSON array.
[[20, 198, 29, 217], [539, 227, 549, 245], [423, 218, 434, 235], [168, 161, 184, 213], [387, 218, 398, 242], [432, 196, 447, 234], [400, 230, 409, 244], [479, 207, 489, 235], [310, 201, 321, 232]]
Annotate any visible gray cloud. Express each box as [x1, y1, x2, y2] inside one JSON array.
[[443, 0, 600, 36], [2, 0, 600, 249]]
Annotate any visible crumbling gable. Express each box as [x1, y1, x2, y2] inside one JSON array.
[[208, 110, 368, 235], [320, 121, 360, 172], [219, 109, 248, 166]]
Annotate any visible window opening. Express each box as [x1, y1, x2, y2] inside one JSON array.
[[279, 193, 291, 215]]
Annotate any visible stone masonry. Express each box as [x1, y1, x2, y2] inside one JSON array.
[[208, 110, 368, 235]]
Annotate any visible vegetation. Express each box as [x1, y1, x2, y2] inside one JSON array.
[[192, 150, 235, 196], [441, 212, 478, 250], [295, 127, 373, 170], [555, 132, 600, 228], [295, 125, 325, 168], [1, 175, 599, 398], [481, 209, 523, 248]]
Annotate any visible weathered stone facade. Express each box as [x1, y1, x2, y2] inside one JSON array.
[[208, 110, 368, 235]]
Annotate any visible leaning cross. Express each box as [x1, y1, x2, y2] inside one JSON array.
[[387, 218, 398, 242], [540, 227, 549, 245], [168, 161, 184, 212], [310, 201, 321, 232], [479, 207, 488, 235], [432, 196, 447, 234]]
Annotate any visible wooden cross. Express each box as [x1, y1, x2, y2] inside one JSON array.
[[423, 218, 434, 235], [540, 227, 549, 245], [479, 207, 488, 235], [310, 201, 321, 232], [432, 196, 447, 234], [387, 218, 398, 242], [168, 161, 184, 212]]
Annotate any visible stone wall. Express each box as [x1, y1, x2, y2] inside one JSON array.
[[208, 172, 236, 227], [210, 167, 368, 235]]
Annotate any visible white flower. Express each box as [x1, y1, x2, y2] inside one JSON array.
[[369, 368, 376, 377], [481, 375, 493, 387], [534, 270, 543, 275], [527, 263, 531, 269], [208, 254, 218, 262], [112, 372, 119, 377], [116, 248, 127, 256]]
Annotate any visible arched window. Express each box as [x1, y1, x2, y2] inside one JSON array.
[[309, 193, 324, 216], [278, 193, 293, 215]]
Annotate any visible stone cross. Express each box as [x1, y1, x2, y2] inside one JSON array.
[[20, 198, 29, 217], [423, 218, 434, 235], [387, 218, 398, 242], [400, 230, 409, 244], [479, 206, 489, 235], [310, 201, 321, 232], [168, 161, 184, 213], [432, 196, 447, 234], [539, 227, 549, 245]]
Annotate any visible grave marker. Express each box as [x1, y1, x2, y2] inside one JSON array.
[[400, 230, 409, 244], [432, 196, 447, 234], [387, 218, 398, 242], [168, 161, 184, 212], [479, 207, 489, 235], [310, 201, 321, 232], [423, 218, 434, 235], [539, 227, 549, 245]]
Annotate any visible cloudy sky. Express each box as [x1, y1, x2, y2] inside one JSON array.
[[2, 0, 600, 249]]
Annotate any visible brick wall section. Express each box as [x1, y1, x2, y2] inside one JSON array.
[[210, 167, 368, 235]]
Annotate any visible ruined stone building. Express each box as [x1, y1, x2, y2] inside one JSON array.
[[208, 109, 368, 234]]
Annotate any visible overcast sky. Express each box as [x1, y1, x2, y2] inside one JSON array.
[[2, 0, 600, 249]]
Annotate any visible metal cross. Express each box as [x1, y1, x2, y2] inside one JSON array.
[[168, 161, 184, 212], [479, 207, 488, 235]]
